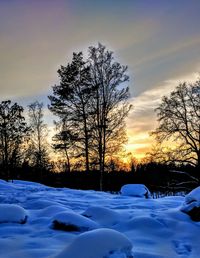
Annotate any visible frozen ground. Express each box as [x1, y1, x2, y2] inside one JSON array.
[[0, 179, 200, 258]]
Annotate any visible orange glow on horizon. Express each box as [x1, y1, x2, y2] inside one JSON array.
[[124, 129, 153, 161]]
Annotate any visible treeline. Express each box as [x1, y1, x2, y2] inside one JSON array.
[[0, 100, 49, 181], [8, 161, 199, 195]]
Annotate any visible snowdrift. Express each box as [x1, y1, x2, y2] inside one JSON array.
[[51, 211, 99, 232], [0, 180, 199, 258], [82, 206, 121, 226], [0, 204, 27, 224], [55, 228, 133, 258], [120, 184, 151, 198], [181, 186, 200, 221]]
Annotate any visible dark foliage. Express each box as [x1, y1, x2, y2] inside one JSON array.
[[3, 161, 198, 197], [52, 220, 80, 232], [187, 207, 200, 222], [0, 100, 29, 180]]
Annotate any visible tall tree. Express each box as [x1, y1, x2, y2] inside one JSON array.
[[49, 44, 132, 190], [0, 100, 29, 180], [152, 79, 200, 170], [49, 52, 93, 172], [28, 101, 49, 171], [88, 43, 131, 190]]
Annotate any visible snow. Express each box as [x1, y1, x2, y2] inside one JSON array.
[[180, 186, 200, 221], [82, 206, 122, 226], [55, 228, 133, 258], [38, 205, 70, 217], [181, 186, 200, 211], [0, 180, 199, 258], [0, 204, 28, 224], [0, 179, 15, 190], [120, 184, 151, 198], [51, 211, 99, 232]]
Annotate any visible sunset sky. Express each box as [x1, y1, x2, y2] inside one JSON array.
[[0, 0, 200, 159]]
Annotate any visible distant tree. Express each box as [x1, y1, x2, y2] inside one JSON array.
[[28, 101, 49, 172], [52, 119, 77, 172], [0, 100, 29, 180], [152, 79, 200, 170]]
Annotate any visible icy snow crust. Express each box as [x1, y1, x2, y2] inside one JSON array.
[[0, 179, 200, 258]]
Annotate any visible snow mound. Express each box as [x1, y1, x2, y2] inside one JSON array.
[[51, 211, 99, 232], [38, 205, 71, 217], [121, 184, 151, 198], [0, 180, 14, 190], [82, 206, 120, 226], [127, 216, 164, 231], [0, 204, 28, 224], [12, 180, 45, 187], [181, 186, 200, 221], [55, 228, 133, 258], [27, 199, 58, 209]]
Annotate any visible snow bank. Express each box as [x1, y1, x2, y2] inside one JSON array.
[[82, 206, 120, 226], [55, 228, 133, 258], [38, 205, 71, 217], [51, 211, 99, 232], [27, 199, 58, 209], [181, 186, 200, 221], [0, 180, 14, 190], [127, 216, 164, 231], [12, 180, 45, 187], [0, 204, 27, 224], [0, 179, 200, 258], [121, 184, 151, 198]]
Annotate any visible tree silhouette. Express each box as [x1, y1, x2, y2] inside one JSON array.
[[49, 52, 92, 172], [88, 43, 131, 190], [0, 100, 29, 180], [49, 44, 132, 189], [52, 119, 78, 173], [28, 101, 49, 174], [152, 79, 200, 170]]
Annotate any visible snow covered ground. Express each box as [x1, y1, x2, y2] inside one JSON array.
[[0, 179, 200, 258]]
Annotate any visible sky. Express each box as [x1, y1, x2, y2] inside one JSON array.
[[0, 0, 200, 159]]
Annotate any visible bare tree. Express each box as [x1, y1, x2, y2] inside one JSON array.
[[28, 101, 49, 172], [88, 43, 131, 190], [152, 79, 200, 169]]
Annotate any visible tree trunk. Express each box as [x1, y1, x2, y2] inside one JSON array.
[[65, 147, 71, 173], [4, 125, 9, 181], [99, 131, 103, 191], [83, 119, 90, 172], [197, 151, 200, 182]]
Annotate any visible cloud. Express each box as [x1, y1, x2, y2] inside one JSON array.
[[125, 71, 199, 159], [1, 0, 200, 160]]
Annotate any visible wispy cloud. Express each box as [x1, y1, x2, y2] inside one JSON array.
[[126, 72, 199, 158], [0, 0, 200, 159]]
